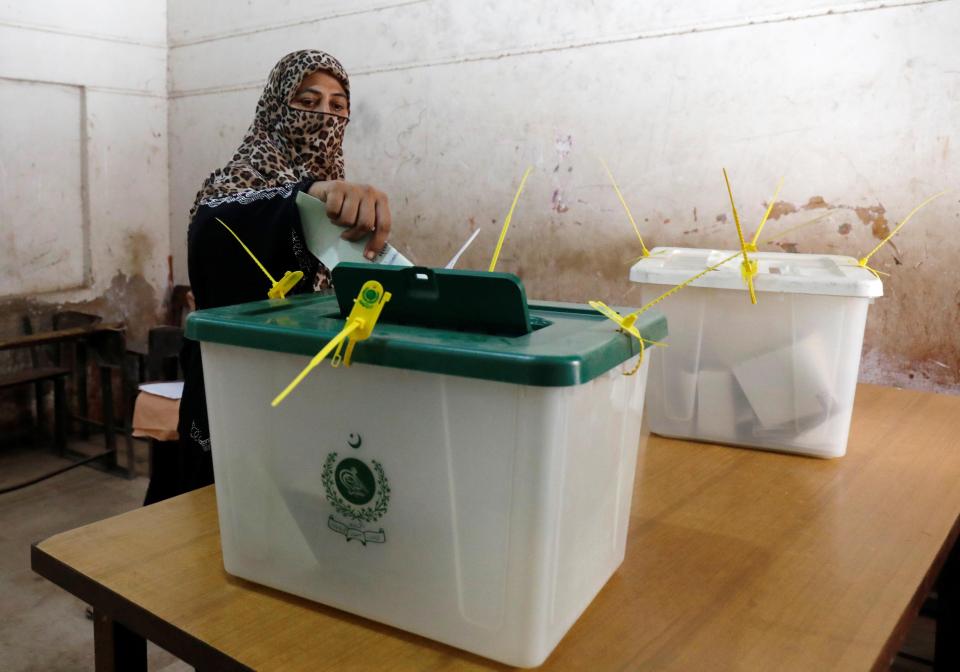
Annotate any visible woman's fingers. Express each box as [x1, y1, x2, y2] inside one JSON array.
[[338, 190, 362, 236], [367, 195, 393, 258], [309, 181, 345, 220], [339, 187, 377, 243], [309, 180, 391, 256], [355, 191, 377, 236], [324, 189, 345, 221]]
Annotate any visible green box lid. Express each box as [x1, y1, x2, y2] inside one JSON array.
[[185, 268, 667, 387]]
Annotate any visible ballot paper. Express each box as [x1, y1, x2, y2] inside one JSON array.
[[696, 369, 748, 437], [445, 228, 481, 269], [731, 333, 833, 429], [296, 191, 413, 269]]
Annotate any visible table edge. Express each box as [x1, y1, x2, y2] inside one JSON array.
[[28, 385, 960, 671], [30, 542, 252, 672], [871, 507, 960, 671]]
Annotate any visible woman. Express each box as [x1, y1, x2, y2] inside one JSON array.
[[144, 50, 391, 504]]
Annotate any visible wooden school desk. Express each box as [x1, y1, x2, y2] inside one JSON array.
[[31, 384, 960, 671]]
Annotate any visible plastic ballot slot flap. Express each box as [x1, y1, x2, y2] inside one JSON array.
[[270, 263, 540, 407]]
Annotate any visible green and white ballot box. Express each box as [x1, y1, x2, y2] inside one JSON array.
[[186, 264, 666, 667]]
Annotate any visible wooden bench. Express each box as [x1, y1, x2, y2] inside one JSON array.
[[0, 316, 122, 458], [0, 365, 70, 452]]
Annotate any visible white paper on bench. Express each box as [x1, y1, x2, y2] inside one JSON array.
[[138, 381, 184, 400]]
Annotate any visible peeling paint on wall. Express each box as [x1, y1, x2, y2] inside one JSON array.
[[854, 205, 890, 239], [765, 199, 895, 242], [0, 272, 162, 432], [767, 201, 799, 220], [550, 189, 569, 213]]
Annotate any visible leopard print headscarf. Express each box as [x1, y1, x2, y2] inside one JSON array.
[[190, 49, 350, 217]]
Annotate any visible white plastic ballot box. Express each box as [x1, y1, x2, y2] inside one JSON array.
[[186, 264, 667, 667], [630, 247, 882, 458]]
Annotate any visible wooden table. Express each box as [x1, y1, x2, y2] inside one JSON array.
[[0, 322, 124, 352], [31, 384, 960, 671]]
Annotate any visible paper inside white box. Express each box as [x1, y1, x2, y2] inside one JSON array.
[[731, 333, 833, 429], [696, 369, 747, 436]]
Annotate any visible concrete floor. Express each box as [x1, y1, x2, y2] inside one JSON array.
[[0, 439, 189, 672], [0, 436, 941, 671]]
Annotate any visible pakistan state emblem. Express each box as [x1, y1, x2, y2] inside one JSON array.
[[322, 434, 390, 545]]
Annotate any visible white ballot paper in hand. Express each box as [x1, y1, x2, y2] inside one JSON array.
[[296, 191, 413, 269]]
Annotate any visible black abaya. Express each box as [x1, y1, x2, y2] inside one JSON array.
[[144, 181, 320, 505]]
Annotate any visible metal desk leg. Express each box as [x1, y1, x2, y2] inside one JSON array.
[[53, 376, 67, 456], [77, 343, 90, 439], [936, 537, 960, 671], [121, 353, 138, 478], [93, 609, 146, 672], [34, 380, 46, 445], [100, 367, 116, 461]]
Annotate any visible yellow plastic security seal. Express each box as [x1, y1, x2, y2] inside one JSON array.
[[855, 190, 949, 279], [599, 158, 651, 258], [216, 217, 304, 299], [747, 177, 784, 253], [587, 301, 664, 376], [271, 281, 392, 407], [594, 249, 740, 375], [331, 281, 393, 368], [720, 170, 785, 304], [489, 166, 533, 272], [722, 168, 759, 305]]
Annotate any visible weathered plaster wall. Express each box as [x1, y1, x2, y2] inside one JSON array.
[[168, 0, 959, 392], [0, 1, 170, 427], [0, 0, 170, 347]]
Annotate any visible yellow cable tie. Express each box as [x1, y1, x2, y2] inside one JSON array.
[[589, 301, 641, 339], [272, 281, 392, 406], [271, 321, 361, 407], [268, 271, 304, 299], [217, 217, 303, 299], [594, 252, 742, 345], [750, 177, 784, 248], [626, 339, 646, 376], [623, 336, 670, 375], [760, 210, 833, 245], [722, 169, 746, 250], [488, 166, 533, 272], [722, 169, 759, 305], [629, 249, 668, 264], [741, 258, 758, 304], [599, 158, 650, 257], [855, 259, 889, 279], [590, 251, 739, 375], [587, 301, 663, 376], [636, 251, 742, 315], [859, 190, 950, 267], [217, 217, 277, 284]]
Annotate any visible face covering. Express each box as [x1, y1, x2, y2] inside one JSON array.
[[192, 49, 351, 215], [277, 106, 349, 180]]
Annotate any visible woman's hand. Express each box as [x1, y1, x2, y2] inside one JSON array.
[[308, 180, 392, 260]]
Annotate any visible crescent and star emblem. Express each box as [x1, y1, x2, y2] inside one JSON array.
[[348, 433, 362, 449]]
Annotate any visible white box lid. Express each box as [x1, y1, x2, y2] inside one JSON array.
[[629, 247, 883, 298]]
